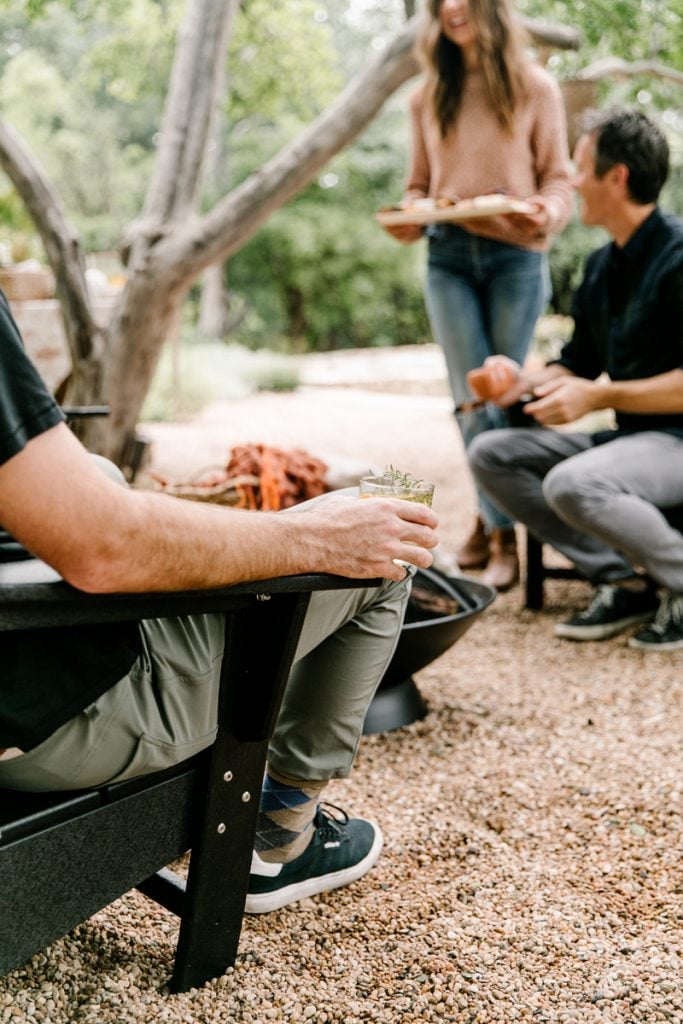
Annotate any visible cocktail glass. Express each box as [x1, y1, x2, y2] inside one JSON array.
[[359, 472, 435, 566], [359, 473, 435, 507]]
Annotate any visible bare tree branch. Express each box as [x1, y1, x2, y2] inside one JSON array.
[[518, 16, 582, 52], [0, 117, 99, 366], [578, 56, 683, 85], [140, 0, 241, 227]]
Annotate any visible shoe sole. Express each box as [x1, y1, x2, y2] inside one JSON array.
[[245, 823, 384, 914], [628, 635, 683, 651], [554, 610, 655, 641], [457, 555, 489, 570], [481, 572, 519, 593]]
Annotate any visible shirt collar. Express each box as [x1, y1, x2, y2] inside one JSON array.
[[610, 206, 662, 264]]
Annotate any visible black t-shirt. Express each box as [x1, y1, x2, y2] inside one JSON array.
[[554, 208, 683, 442], [0, 291, 141, 750]]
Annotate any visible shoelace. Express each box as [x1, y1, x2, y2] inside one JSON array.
[[313, 802, 350, 843], [586, 584, 616, 614], [649, 592, 683, 635]]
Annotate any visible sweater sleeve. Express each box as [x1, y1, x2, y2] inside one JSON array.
[[404, 86, 431, 202], [527, 68, 574, 236]]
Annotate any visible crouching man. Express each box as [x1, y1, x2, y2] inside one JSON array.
[[469, 107, 683, 650]]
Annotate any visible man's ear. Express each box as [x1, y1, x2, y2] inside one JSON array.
[[609, 162, 630, 195]]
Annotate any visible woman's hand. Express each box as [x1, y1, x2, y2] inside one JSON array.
[[505, 200, 551, 240], [382, 222, 424, 244]]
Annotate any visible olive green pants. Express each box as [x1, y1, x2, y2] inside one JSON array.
[[0, 577, 410, 793]]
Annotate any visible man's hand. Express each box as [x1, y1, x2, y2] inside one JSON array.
[[479, 355, 527, 407], [523, 377, 604, 426], [480, 356, 578, 410], [300, 492, 439, 582]]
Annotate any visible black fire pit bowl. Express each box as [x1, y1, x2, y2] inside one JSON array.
[[362, 567, 495, 735]]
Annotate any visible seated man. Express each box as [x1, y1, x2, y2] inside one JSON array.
[[468, 106, 683, 651], [0, 292, 439, 913]]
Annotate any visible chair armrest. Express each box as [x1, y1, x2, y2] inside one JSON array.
[[0, 559, 379, 631]]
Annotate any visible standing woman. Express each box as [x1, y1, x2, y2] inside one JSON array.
[[384, 0, 572, 590]]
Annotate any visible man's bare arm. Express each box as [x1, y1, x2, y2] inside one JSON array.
[[603, 367, 683, 414], [0, 424, 439, 593], [525, 367, 683, 426]]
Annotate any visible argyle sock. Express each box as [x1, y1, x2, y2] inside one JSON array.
[[254, 767, 326, 864]]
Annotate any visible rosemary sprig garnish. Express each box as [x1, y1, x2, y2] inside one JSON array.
[[383, 464, 425, 488]]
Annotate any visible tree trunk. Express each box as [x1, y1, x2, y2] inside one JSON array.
[[198, 264, 228, 338], [101, 266, 188, 462], [0, 118, 104, 398]]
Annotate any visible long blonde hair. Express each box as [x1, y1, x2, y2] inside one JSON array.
[[418, 0, 528, 137]]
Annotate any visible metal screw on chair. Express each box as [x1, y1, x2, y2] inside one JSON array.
[[223, 771, 233, 782], [217, 823, 226, 834], [256, 593, 271, 601], [241, 792, 251, 803]]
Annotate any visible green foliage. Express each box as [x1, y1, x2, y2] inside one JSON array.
[[142, 339, 300, 421], [228, 0, 341, 126], [0, 2, 178, 248], [229, 203, 429, 352], [520, 0, 683, 73], [226, 85, 431, 352]]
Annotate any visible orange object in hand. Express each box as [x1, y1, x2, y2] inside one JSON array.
[[466, 362, 519, 401]]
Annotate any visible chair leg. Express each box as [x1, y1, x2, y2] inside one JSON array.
[[170, 592, 311, 992], [525, 531, 545, 610]]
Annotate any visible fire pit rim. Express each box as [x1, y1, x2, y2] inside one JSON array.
[[402, 567, 496, 628]]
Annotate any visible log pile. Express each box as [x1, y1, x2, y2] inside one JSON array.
[[152, 443, 329, 511]]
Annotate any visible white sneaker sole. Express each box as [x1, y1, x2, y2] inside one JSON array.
[[628, 635, 683, 651], [554, 610, 654, 641], [245, 823, 384, 915]]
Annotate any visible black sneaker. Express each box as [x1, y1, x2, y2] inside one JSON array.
[[628, 592, 683, 651], [554, 583, 658, 641], [245, 805, 383, 914]]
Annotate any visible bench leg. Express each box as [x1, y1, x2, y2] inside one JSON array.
[[525, 531, 545, 610], [171, 591, 311, 992]]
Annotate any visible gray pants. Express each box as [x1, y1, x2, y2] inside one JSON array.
[[469, 428, 683, 590], [0, 578, 409, 793]]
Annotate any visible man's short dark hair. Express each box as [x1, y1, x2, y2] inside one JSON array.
[[579, 106, 670, 204]]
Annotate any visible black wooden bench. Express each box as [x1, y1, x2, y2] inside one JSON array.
[[524, 505, 683, 609], [0, 559, 374, 992]]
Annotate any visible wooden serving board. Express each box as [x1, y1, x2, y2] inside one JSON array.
[[375, 197, 535, 227]]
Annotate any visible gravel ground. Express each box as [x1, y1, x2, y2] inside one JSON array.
[[3, 346, 682, 1023]]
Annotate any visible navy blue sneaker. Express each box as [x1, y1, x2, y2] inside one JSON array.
[[629, 592, 683, 651], [554, 583, 658, 641], [246, 805, 383, 914]]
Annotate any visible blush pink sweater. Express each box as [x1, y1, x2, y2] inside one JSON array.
[[405, 63, 573, 251]]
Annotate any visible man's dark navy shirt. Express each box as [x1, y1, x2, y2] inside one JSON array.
[[0, 292, 141, 750], [555, 207, 683, 440]]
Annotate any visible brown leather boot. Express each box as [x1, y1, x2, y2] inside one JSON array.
[[456, 514, 490, 569], [482, 527, 519, 591]]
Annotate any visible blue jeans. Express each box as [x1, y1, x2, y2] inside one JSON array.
[[425, 225, 550, 529]]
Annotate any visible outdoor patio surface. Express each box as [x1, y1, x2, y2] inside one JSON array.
[[2, 345, 681, 1023]]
